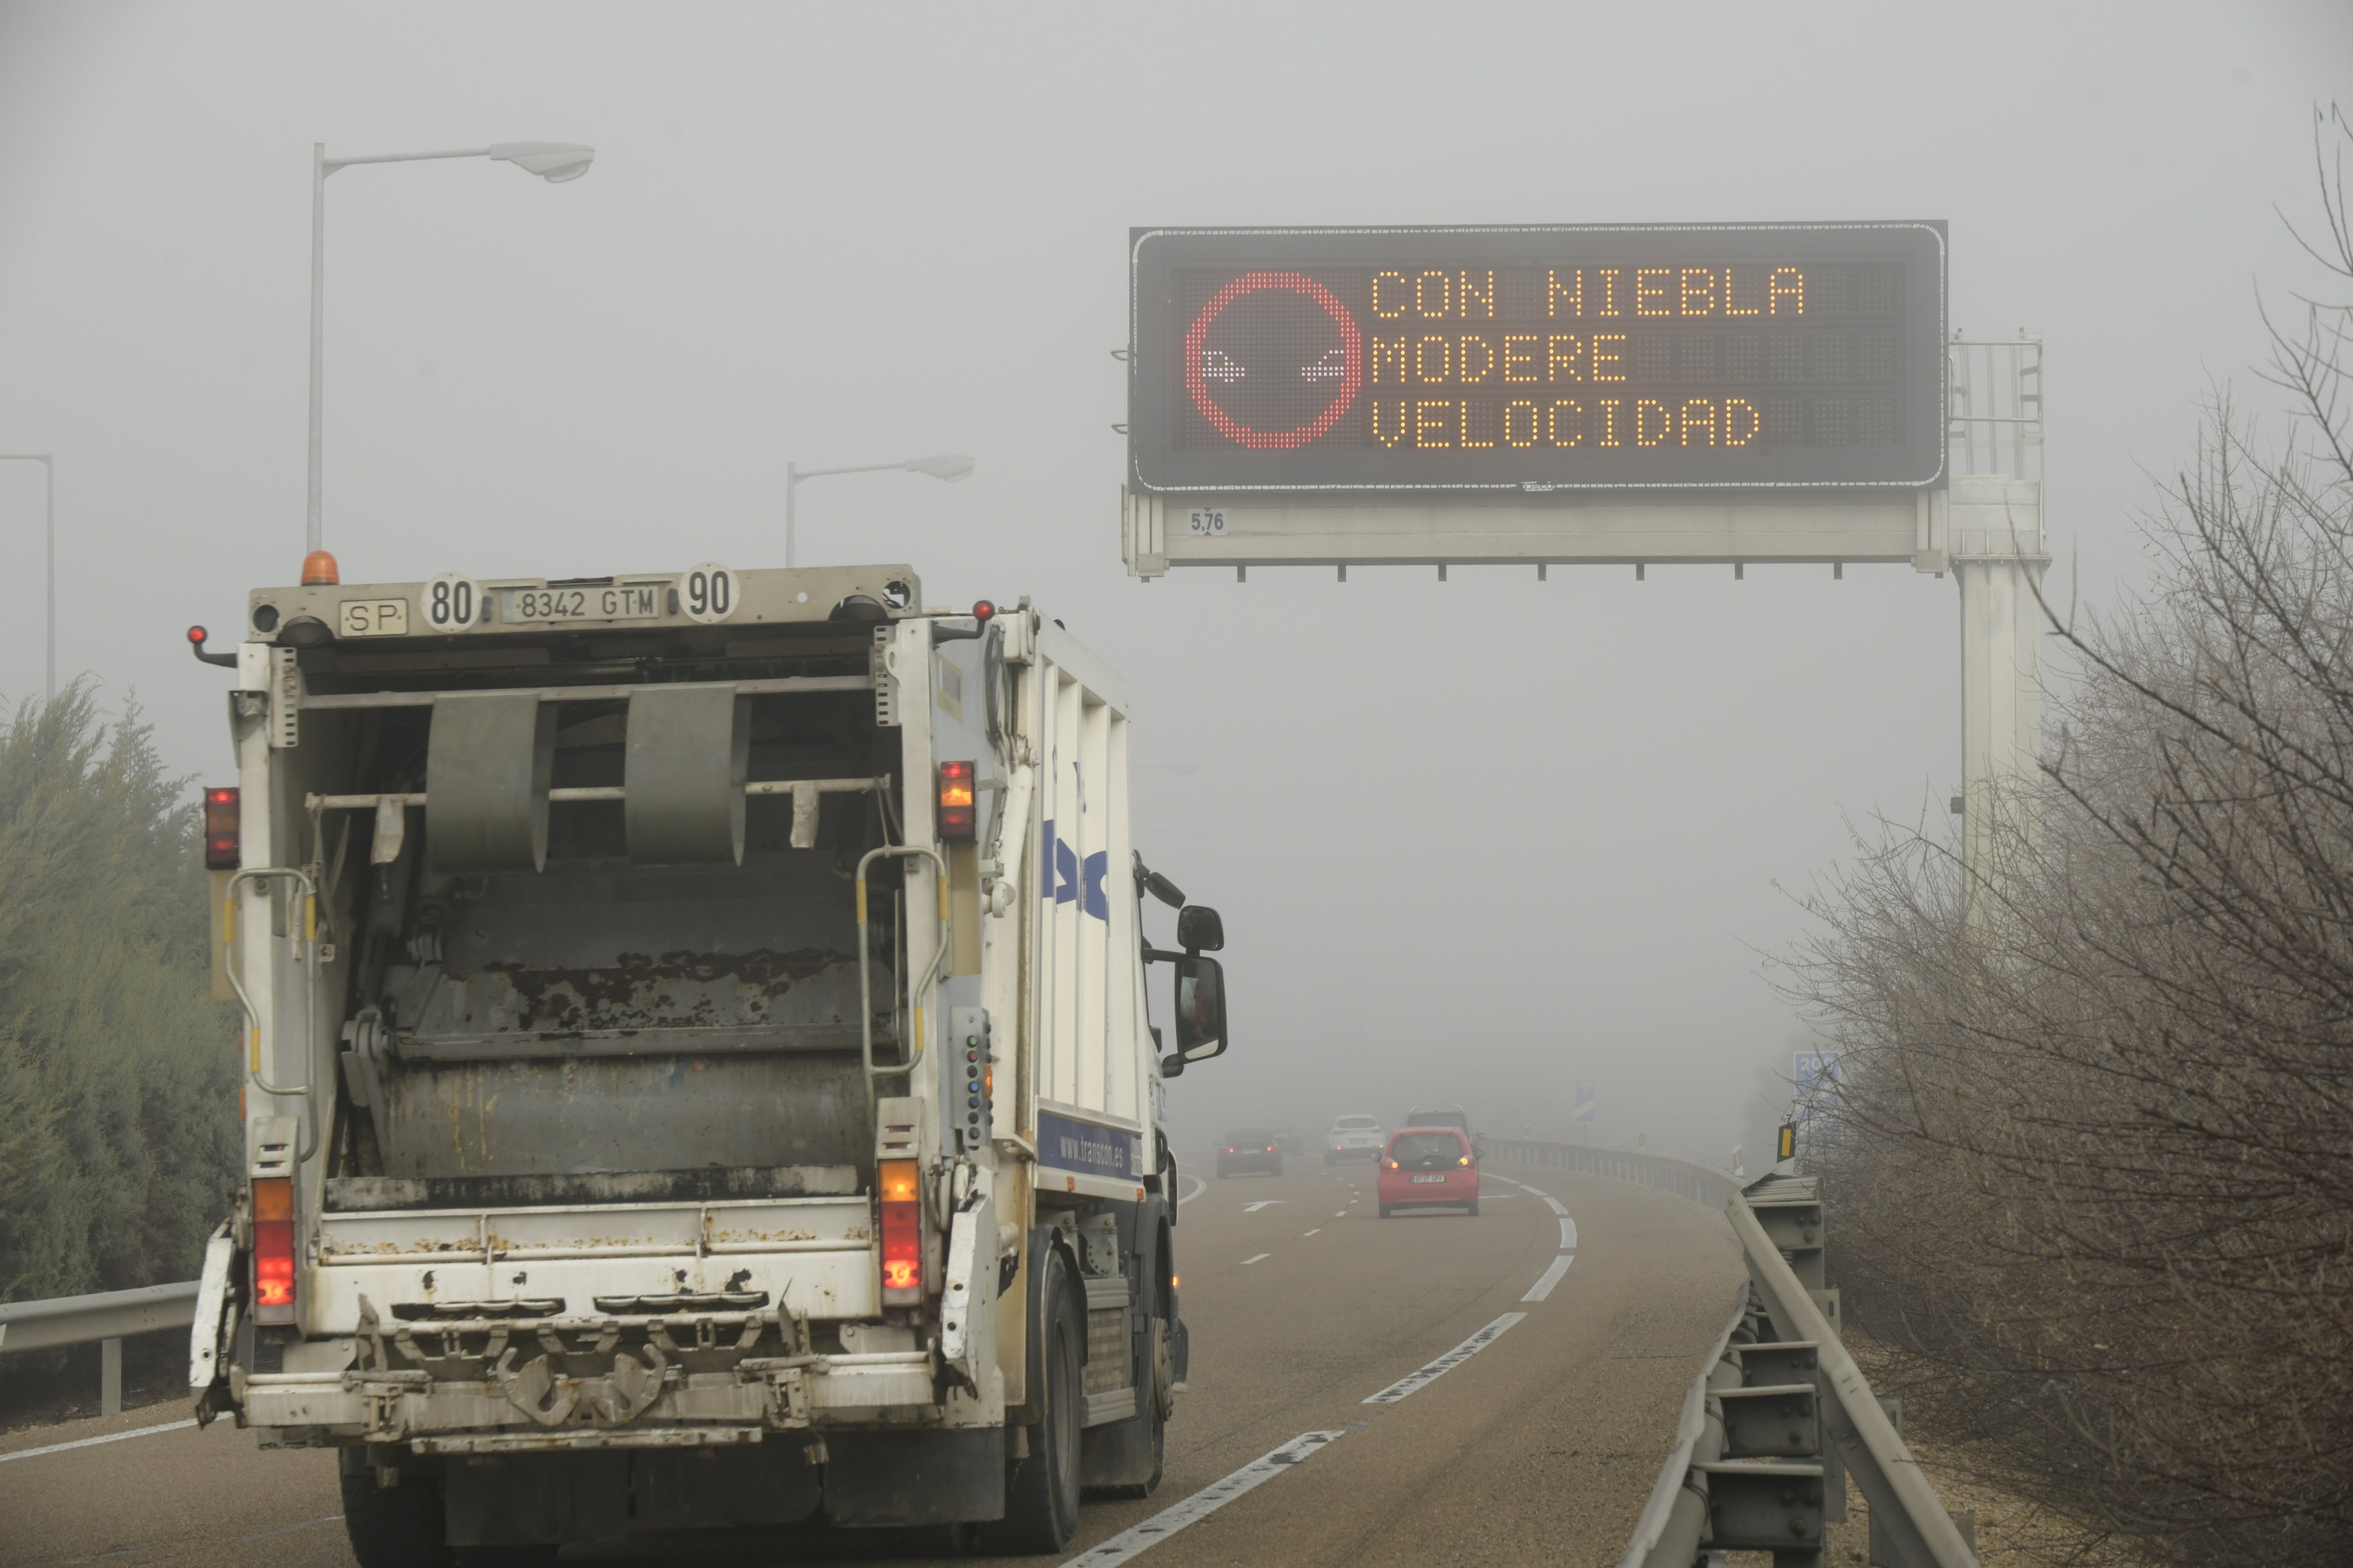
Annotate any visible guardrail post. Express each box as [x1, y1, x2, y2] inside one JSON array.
[[102, 1336, 122, 1415]]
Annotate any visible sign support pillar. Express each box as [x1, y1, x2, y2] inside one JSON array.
[[1931, 474, 2048, 917]]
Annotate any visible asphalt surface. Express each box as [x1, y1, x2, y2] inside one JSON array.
[[0, 1157, 1744, 1567]]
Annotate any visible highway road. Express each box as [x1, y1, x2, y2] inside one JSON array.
[[0, 1159, 1743, 1566]]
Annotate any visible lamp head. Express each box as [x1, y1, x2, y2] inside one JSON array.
[[489, 142, 596, 183], [904, 454, 975, 483]]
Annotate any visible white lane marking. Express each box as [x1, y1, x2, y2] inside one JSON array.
[[0, 1417, 196, 1464], [1558, 1218, 1578, 1249], [241, 1514, 343, 1542], [1064, 1428, 1351, 1565], [1242, 1200, 1285, 1212], [1240, 1253, 1270, 1265], [1362, 1312, 1527, 1404], [1302, 1228, 1321, 1237], [1334, 1210, 1347, 1217], [1540, 1195, 1568, 1216], [1523, 1253, 1574, 1301], [1178, 1174, 1206, 1206]]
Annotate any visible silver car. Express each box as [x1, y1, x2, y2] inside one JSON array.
[[1324, 1112, 1385, 1164]]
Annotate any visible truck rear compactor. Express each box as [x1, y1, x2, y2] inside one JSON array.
[[186, 559, 1229, 1560]]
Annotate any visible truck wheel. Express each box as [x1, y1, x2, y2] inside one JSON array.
[[1378, 1204, 1392, 1219], [340, 1461, 453, 1568], [982, 1249, 1082, 1555]]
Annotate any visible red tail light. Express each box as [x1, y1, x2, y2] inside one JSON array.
[[937, 760, 975, 839], [251, 1176, 296, 1323], [878, 1159, 922, 1305], [204, 787, 240, 870], [1264, 1145, 1275, 1153]]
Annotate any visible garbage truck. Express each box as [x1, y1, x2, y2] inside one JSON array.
[[184, 558, 1229, 1561]]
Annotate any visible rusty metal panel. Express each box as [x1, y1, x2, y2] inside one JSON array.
[[374, 1055, 872, 1178]]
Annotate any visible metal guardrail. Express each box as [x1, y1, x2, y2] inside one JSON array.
[[1483, 1139, 1741, 1208], [0, 1280, 200, 1415], [1613, 1170, 1980, 1568]]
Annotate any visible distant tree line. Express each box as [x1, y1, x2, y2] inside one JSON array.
[[0, 686, 239, 1318], [1785, 110, 2353, 1565]]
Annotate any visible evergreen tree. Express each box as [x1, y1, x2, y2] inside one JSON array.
[[0, 684, 239, 1304]]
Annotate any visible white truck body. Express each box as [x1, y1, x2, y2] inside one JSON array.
[[190, 562, 1226, 1555]]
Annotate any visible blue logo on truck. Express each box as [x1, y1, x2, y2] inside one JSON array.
[[1041, 820, 1109, 921], [1039, 1109, 1142, 1180]]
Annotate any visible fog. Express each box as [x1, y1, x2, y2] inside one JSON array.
[[0, 1, 2344, 1167]]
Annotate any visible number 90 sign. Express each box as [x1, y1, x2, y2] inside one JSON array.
[[680, 563, 737, 624]]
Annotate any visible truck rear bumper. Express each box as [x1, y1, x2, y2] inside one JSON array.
[[245, 1346, 943, 1449], [309, 1193, 879, 1325]]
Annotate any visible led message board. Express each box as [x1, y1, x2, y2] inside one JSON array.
[[1127, 223, 1946, 494]]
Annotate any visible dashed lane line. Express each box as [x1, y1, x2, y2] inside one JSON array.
[[1522, 1253, 1574, 1301], [1361, 1313, 1527, 1404], [0, 1418, 195, 1464], [1540, 1195, 1568, 1216], [1302, 1228, 1320, 1237], [1062, 1428, 1354, 1565], [1558, 1217, 1578, 1249], [1178, 1174, 1206, 1206], [1240, 1253, 1271, 1266]]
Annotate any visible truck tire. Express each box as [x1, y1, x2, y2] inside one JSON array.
[[340, 1462, 452, 1568], [982, 1248, 1082, 1555]]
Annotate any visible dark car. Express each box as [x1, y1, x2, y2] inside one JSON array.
[[1272, 1128, 1306, 1156], [1406, 1104, 1484, 1161], [1216, 1128, 1283, 1178]]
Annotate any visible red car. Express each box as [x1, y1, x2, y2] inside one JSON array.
[[1377, 1126, 1479, 1217]]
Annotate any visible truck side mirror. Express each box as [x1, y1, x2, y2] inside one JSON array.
[[1176, 905, 1224, 953], [1172, 954, 1228, 1063]]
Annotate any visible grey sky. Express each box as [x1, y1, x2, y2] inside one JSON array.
[[1, 1, 2344, 1161]]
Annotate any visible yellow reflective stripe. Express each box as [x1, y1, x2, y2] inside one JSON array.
[[303, 895, 317, 944], [856, 880, 869, 925], [248, 1027, 260, 1072]]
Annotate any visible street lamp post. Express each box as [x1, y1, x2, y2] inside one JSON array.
[[307, 140, 596, 556], [0, 453, 53, 698], [784, 455, 976, 569]]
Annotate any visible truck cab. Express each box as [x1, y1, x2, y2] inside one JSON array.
[[188, 559, 1227, 1559]]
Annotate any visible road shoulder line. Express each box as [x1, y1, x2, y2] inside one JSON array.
[[1064, 1428, 1353, 1565], [1361, 1311, 1528, 1404], [1523, 1253, 1574, 1301], [0, 1417, 196, 1464]]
